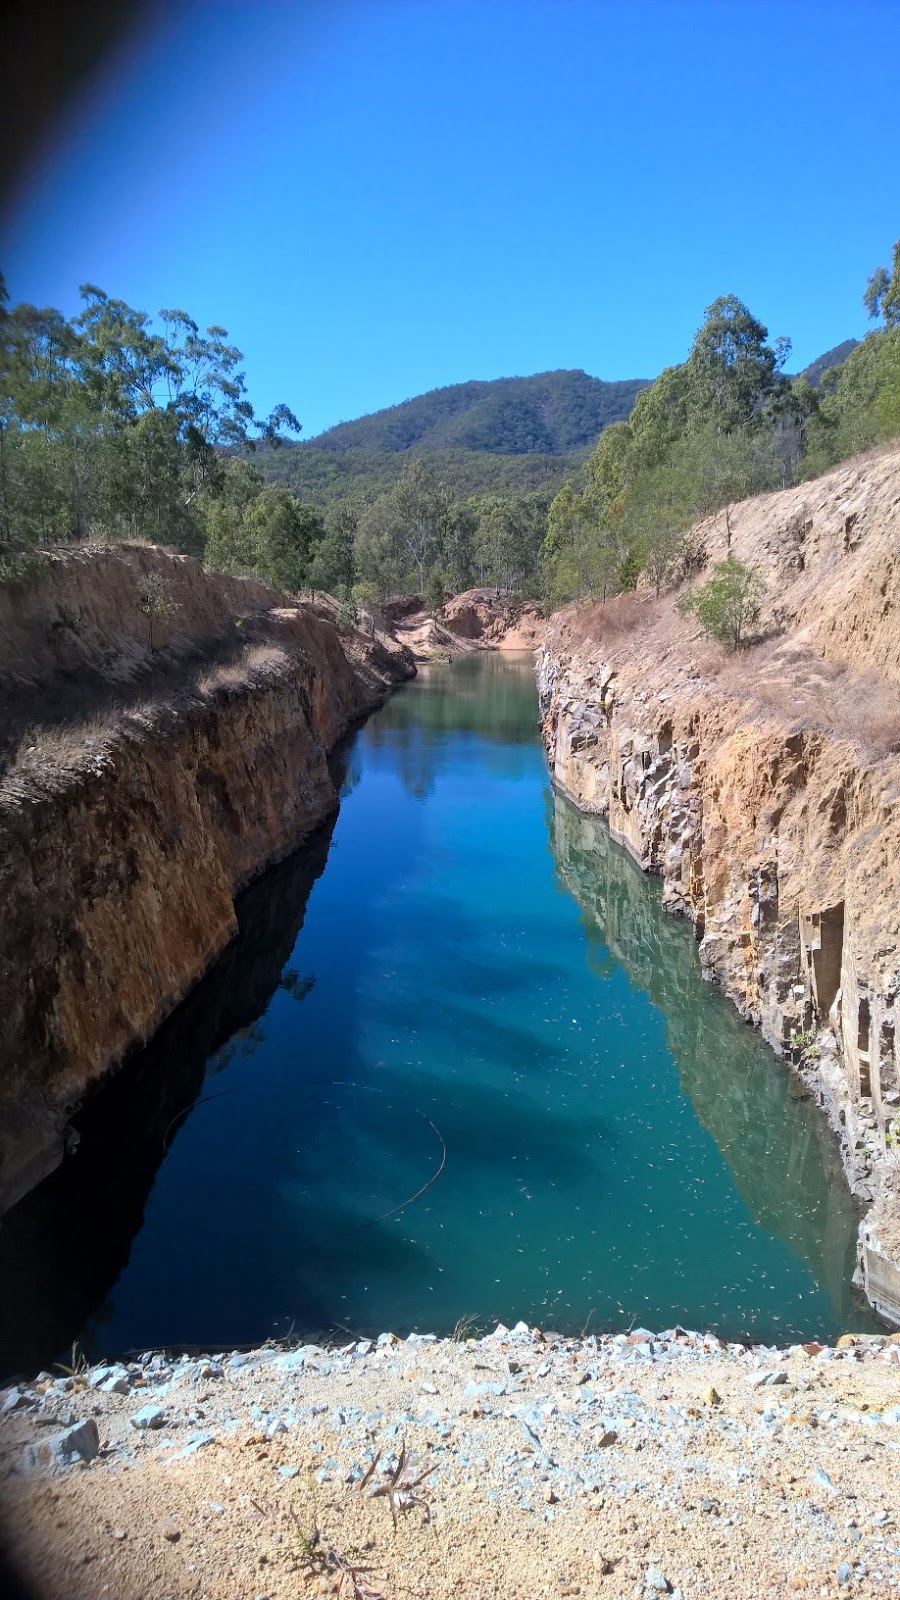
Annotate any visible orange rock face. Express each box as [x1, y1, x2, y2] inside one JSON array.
[[0, 547, 414, 1211]]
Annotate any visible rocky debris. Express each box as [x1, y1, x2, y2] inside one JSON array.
[[3, 1326, 900, 1598], [442, 588, 545, 651], [23, 1417, 100, 1470]]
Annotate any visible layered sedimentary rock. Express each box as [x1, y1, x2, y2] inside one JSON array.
[[0, 546, 414, 1210], [538, 445, 900, 1323]]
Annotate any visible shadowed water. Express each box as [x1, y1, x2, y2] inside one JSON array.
[[0, 653, 877, 1376]]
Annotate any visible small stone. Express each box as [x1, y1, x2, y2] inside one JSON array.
[[102, 1372, 131, 1395], [160, 1517, 181, 1543], [544, 1485, 558, 1504], [703, 1386, 722, 1406], [645, 1567, 671, 1594], [837, 1563, 853, 1585], [131, 1404, 166, 1430], [811, 1467, 837, 1495], [113, 1529, 127, 1542], [750, 1369, 788, 1388], [25, 1418, 100, 1470], [593, 1429, 618, 1448]]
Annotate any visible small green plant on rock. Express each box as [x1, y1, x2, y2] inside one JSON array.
[[336, 594, 359, 634], [788, 1025, 820, 1066], [677, 555, 766, 650]]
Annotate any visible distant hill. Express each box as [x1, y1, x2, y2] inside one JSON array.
[[254, 349, 860, 514], [800, 339, 859, 388], [253, 369, 649, 510], [308, 369, 649, 456]]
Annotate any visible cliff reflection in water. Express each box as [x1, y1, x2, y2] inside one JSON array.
[[550, 794, 869, 1321], [363, 653, 538, 800], [0, 819, 336, 1380]]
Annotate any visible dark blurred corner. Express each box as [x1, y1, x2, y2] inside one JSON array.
[[0, 0, 156, 210], [0, 31, 150, 1600]]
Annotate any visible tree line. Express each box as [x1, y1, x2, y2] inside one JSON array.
[[2, 239, 898, 615], [542, 239, 900, 610]]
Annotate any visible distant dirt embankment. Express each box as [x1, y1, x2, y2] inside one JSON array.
[[539, 444, 900, 1325], [0, 545, 415, 1211]]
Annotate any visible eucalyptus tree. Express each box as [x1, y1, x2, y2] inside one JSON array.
[[0, 281, 302, 559]]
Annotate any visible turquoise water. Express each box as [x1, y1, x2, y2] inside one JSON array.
[[0, 653, 877, 1374]]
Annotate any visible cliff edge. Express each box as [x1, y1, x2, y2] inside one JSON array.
[[538, 444, 900, 1324], [0, 545, 415, 1211]]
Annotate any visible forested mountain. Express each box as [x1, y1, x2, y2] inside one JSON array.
[[307, 370, 649, 455], [252, 369, 647, 512], [800, 339, 859, 388]]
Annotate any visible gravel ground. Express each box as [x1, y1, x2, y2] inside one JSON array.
[[1, 1324, 899, 1600]]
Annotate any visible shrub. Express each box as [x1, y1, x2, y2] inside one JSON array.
[[677, 556, 765, 651], [336, 595, 359, 634]]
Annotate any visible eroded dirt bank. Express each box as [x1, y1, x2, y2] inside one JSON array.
[[0, 545, 414, 1211], [2, 1325, 900, 1600], [538, 445, 900, 1325], [388, 590, 545, 661]]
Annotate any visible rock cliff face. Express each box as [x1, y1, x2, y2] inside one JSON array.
[[538, 445, 900, 1325], [0, 546, 415, 1212]]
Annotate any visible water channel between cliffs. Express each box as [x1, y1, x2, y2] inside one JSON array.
[[0, 653, 880, 1377]]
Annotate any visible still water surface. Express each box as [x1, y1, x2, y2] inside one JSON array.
[[0, 653, 877, 1374]]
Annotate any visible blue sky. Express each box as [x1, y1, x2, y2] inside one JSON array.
[[4, 0, 899, 438]]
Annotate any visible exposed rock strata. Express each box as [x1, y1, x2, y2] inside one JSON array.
[[441, 587, 545, 650], [0, 547, 414, 1212], [538, 446, 900, 1324]]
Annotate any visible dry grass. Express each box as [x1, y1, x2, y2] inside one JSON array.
[[567, 591, 658, 649], [564, 587, 900, 767], [713, 640, 900, 758], [195, 645, 287, 695]]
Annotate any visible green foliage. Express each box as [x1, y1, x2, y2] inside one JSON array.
[[425, 568, 448, 614], [308, 502, 358, 597], [677, 556, 766, 650], [801, 325, 900, 471], [0, 281, 301, 565], [542, 296, 790, 607], [305, 369, 648, 456], [335, 594, 359, 633], [800, 238, 900, 473], [864, 238, 900, 329]]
